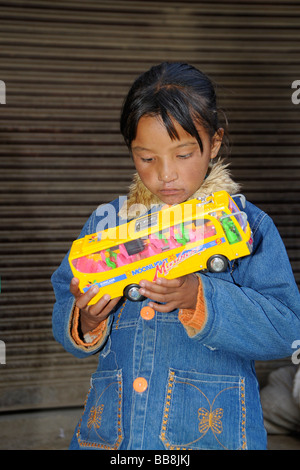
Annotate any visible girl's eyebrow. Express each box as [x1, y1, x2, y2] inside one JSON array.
[[131, 146, 152, 152], [175, 142, 198, 149], [132, 142, 197, 152]]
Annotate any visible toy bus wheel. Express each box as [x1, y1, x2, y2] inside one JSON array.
[[207, 255, 228, 273], [124, 284, 146, 302]]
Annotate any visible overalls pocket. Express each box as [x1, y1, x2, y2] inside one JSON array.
[[160, 368, 247, 450], [76, 369, 123, 450]]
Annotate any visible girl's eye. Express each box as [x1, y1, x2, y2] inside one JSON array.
[[141, 157, 153, 162], [177, 153, 192, 159]]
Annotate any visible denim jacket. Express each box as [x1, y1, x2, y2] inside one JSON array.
[[52, 190, 300, 450], [52, 153, 300, 450]]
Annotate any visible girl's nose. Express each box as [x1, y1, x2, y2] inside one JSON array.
[[158, 161, 178, 183]]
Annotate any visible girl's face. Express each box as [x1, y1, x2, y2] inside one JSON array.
[[131, 115, 223, 205]]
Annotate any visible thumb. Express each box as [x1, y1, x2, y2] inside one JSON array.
[[70, 277, 81, 298]]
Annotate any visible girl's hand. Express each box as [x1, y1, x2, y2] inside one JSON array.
[[70, 277, 121, 335], [139, 274, 199, 313]]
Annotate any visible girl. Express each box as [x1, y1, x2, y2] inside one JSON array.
[[51, 62, 300, 450]]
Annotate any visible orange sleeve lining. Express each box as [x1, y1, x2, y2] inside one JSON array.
[[71, 306, 108, 347], [178, 277, 206, 333]]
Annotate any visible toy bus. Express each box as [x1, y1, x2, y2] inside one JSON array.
[[69, 191, 253, 304]]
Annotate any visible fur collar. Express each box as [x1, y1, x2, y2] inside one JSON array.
[[119, 159, 240, 220]]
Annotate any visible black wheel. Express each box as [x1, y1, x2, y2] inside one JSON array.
[[123, 283, 146, 302], [207, 255, 228, 273]]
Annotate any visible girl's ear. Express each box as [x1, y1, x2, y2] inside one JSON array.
[[210, 128, 224, 159]]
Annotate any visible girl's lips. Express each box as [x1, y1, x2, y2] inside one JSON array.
[[159, 188, 181, 195], [158, 189, 185, 204]]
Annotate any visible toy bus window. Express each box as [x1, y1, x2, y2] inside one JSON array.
[[72, 217, 218, 275], [220, 215, 242, 244], [228, 199, 247, 233], [228, 197, 240, 215], [192, 219, 216, 238], [235, 212, 247, 233]]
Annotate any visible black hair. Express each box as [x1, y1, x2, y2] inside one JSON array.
[[120, 62, 229, 156]]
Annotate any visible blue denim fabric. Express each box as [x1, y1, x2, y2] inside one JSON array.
[[51, 197, 300, 450]]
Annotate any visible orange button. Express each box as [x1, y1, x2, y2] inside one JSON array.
[[140, 306, 155, 320], [133, 377, 148, 393]]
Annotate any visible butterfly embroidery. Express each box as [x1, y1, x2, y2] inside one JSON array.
[[87, 404, 104, 429], [198, 407, 223, 435]]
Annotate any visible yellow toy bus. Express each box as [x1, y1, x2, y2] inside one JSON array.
[[69, 191, 253, 304]]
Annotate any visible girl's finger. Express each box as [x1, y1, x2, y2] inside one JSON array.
[[140, 277, 183, 294], [88, 293, 112, 316], [93, 296, 122, 318], [139, 279, 170, 295], [148, 301, 176, 313], [70, 277, 81, 297], [141, 287, 173, 304], [155, 277, 183, 288], [75, 284, 100, 310]]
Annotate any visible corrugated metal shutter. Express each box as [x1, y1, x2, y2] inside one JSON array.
[[0, 0, 299, 412]]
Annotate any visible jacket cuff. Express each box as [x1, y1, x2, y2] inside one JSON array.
[[178, 276, 207, 337], [71, 305, 108, 347]]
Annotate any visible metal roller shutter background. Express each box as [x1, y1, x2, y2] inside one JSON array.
[[0, 0, 299, 414]]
